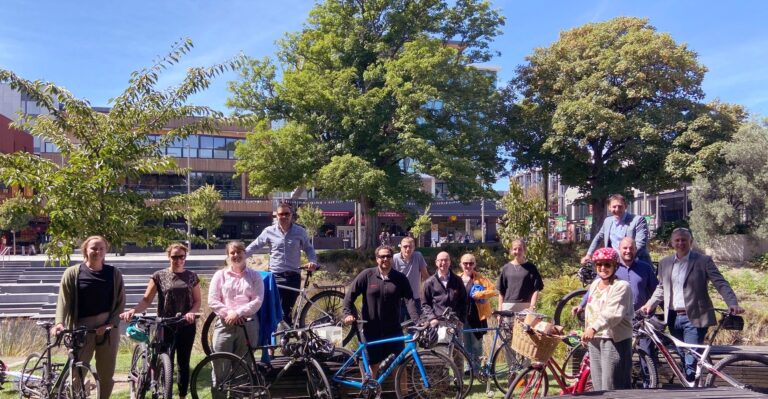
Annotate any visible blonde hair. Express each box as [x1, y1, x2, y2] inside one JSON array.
[[165, 242, 189, 256], [80, 235, 109, 255], [225, 241, 246, 266], [510, 239, 526, 250]]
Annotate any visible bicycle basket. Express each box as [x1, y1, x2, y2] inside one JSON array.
[[722, 314, 744, 331], [126, 323, 149, 343], [511, 319, 560, 363], [417, 326, 439, 349]]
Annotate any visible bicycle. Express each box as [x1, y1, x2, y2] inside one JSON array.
[[201, 265, 354, 354], [633, 308, 768, 393], [190, 317, 341, 399], [0, 359, 7, 391], [331, 319, 463, 399], [434, 309, 528, 397], [552, 262, 595, 333], [18, 321, 103, 399], [504, 330, 591, 398], [127, 313, 197, 399]]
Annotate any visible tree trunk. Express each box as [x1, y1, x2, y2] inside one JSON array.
[[590, 197, 608, 237], [12, 231, 16, 255], [206, 230, 210, 250], [359, 195, 378, 250]]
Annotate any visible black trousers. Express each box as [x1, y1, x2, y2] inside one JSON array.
[[274, 271, 302, 324], [162, 323, 196, 397]]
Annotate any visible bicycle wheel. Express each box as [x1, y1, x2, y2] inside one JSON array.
[[152, 353, 173, 399], [491, 342, 527, 393], [553, 289, 587, 333], [560, 345, 587, 379], [129, 344, 148, 399], [434, 342, 474, 398], [505, 365, 548, 399], [705, 353, 768, 393], [630, 348, 658, 389], [190, 352, 257, 399], [58, 362, 100, 399], [201, 312, 216, 355], [394, 349, 462, 399], [298, 290, 357, 347], [305, 358, 333, 399], [19, 352, 47, 399]]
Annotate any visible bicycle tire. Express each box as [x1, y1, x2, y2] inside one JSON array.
[[553, 289, 587, 333], [491, 342, 526, 393], [154, 353, 173, 399], [630, 348, 658, 389], [129, 344, 148, 399], [190, 352, 257, 399], [435, 342, 474, 398], [393, 349, 462, 399], [19, 352, 46, 399], [57, 362, 100, 399], [560, 345, 587, 379], [305, 357, 333, 399], [298, 290, 357, 347], [705, 353, 768, 393], [200, 313, 216, 356], [505, 365, 548, 399]]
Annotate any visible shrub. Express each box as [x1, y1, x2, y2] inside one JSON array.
[[655, 220, 690, 244]]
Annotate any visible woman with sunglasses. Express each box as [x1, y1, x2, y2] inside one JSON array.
[[581, 247, 634, 391], [120, 243, 201, 399]]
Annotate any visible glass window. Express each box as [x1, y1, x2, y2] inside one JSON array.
[[213, 137, 227, 150], [198, 149, 213, 158], [44, 142, 59, 153], [185, 135, 199, 148], [213, 150, 228, 159], [200, 136, 214, 148], [225, 138, 238, 151], [182, 148, 198, 158], [166, 147, 182, 157]]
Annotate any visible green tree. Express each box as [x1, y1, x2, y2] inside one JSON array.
[[229, 0, 505, 248], [497, 182, 554, 276], [0, 195, 37, 255], [185, 185, 224, 249], [689, 120, 768, 244], [0, 39, 241, 264], [508, 17, 743, 234], [296, 203, 325, 244], [407, 205, 433, 247]]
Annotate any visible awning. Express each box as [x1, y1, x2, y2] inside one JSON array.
[[322, 211, 352, 217], [378, 211, 403, 218]]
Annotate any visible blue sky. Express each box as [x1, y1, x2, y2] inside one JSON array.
[[3, 1, 767, 191]]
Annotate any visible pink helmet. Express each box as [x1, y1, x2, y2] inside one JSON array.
[[592, 247, 618, 263]]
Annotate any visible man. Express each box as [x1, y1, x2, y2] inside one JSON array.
[[422, 252, 468, 327], [246, 202, 317, 324], [393, 237, 429, 322], [640, 228, 744, 382], [574, 237, 658, 386], [343, 245, 419, 374], [581, 194, 651, 265]]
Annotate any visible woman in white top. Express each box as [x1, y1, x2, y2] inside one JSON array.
[[580, 247, 633, 390]]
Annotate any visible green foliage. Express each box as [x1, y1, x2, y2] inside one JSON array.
[[296, 203, 325, 239], [229, 0, 506, 247], [406, 205, 433, 246], [506, 17, 743, 230], [0, 195, 37, 233], [168, 185, 224, 247], [317, 249, 376, 275], [753, 253, 768, 272], [0, 39, 242, 265], [690, 120, 768, 245], [497, 182, 555, 276], [655, 219, 690, 244]]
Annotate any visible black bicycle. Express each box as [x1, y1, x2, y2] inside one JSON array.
[[18, 321, 103, 399], [552, 262, 595, 333], [127, 314, 197, 399]]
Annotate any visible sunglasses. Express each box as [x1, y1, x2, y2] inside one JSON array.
[[170, 255, 186, 261], [594, 262, 614, 268], [377, 254, 393, 259], [461, 262, 475, 266], [277, 212, 291, 216]]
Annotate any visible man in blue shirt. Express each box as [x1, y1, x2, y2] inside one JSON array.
[[581, 194, 651, 264], [246, 202, 318, 324]]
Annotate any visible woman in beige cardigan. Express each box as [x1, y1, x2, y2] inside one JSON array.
[[580, 247, 633, 391]]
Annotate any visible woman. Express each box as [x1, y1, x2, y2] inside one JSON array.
[[460, 253, 497, 372], [208, 241, 264, 356], [120, 243, 201, 399], [53, 236, 125, 399], [581, 247, 633, 390], [496, 239, 544, 313]]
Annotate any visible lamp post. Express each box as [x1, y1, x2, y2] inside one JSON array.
[[186, 138, 192, 250]]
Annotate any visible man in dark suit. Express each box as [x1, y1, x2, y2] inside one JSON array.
[[582, 194, 651, 264], [640, 227, 744, 381]]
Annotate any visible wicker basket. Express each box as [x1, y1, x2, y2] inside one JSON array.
[[510, 320, 561, 363]]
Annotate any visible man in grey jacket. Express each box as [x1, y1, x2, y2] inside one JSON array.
[[582, 194, 651, 264], [640, 227, 743, 381]]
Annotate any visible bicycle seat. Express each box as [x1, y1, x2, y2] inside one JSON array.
[[36, 321, 54, 329], [492, 310, 517, 318]]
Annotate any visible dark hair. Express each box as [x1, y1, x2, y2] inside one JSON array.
[[608, 194, 627, 205], [276, 202, 293, 212], [375, 245, 393, 257]]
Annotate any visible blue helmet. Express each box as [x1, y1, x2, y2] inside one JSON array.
[[126, 323, 149, 343]]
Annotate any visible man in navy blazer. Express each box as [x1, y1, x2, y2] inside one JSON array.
[[640, 227, 743, 381], [582, 194, 651, 265]]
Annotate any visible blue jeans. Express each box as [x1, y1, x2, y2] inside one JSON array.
[[462, 331, 484, 372], [668, 311, 708, 382]]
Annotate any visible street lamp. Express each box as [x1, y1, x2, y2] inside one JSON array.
[[186, 138, 191, 250]]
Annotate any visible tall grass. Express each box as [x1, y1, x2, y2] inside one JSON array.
[[0, 319, 49, 357]]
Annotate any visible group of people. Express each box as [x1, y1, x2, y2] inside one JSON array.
[[50, 196, 746, 398]]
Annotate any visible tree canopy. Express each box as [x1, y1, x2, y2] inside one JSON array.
[[0, 39, 241, 264], [229, 0, 505, 247], [0, 195, 38, 255], [505, 17, 744, 229]]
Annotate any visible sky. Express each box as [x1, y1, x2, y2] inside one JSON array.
[[3, 0, 767, 191]]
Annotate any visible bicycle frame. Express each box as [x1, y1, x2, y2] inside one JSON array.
[[276, 269, 342, 327], [460, 324, 511, 371], [333, 333, 431, 390], [549, 348, 591, 394], [22, 326, 93, 398]]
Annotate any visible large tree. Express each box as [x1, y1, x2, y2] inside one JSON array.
[[0, 195, 38, 255], [0, 39, 240, 264], [229, 0, 505, 248], [507, 17, 743, 232]]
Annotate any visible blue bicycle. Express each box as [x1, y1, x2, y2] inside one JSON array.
[[332, 320, 463, 398]]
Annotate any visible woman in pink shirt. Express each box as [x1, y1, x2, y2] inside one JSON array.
[[208, 241, 264, 356]]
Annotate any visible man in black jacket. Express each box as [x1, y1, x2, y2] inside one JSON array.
[[422, 251, 468, 327]]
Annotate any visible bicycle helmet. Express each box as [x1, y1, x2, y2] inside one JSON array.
[[469, 283, 487, 304], [126, 323, 149, 343], [417, 326, 439, 349], [307, 333, 335, 359], [577, 263, 597, 285]]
